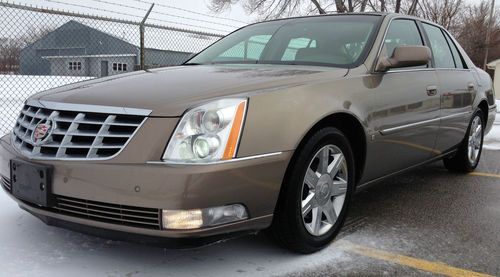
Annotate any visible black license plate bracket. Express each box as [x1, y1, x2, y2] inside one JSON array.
[[10, 159, 54, 207]]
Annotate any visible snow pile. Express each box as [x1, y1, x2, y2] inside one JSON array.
[[484, 101, 500, 150]]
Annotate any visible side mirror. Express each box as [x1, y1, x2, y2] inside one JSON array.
[[376, 45, 431, 72]]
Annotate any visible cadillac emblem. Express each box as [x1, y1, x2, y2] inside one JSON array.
[[31, 119, 54, 146]]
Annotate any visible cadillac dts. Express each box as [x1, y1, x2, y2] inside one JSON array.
[[0, 13, 496, 253]]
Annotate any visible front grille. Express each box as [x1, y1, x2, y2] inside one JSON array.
[[53, 195, 161, 230], [12, 104, 146, 160], [1, 176, 11, 191]]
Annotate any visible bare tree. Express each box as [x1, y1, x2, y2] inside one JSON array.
[[456, 1, 500, 67], [0, 38, 22, 74], [360, 0, 368, 11], [209, 0, 317, 20], [395, 0, 402, 12], [418, 0, 463, 30], [0, 26, 53, 74], [21, 26, 53, 46], [208, 0, 426, 18], [311, 0, 327, 13]]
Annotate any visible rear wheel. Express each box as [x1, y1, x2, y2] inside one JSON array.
[[271, 127, 355, 253], [443, 109, 484, 172]]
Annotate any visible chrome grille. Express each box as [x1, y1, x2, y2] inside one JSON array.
[[12, 104, 146, 160], [53, 195, 161, 230], [1, 176, 11, 191]]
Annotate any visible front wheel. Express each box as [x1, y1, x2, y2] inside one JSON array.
[[443, 109, 484, 172], [270, 127, 355, 253]]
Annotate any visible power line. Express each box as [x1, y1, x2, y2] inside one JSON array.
[[88, 0, 241, 28], [130, 0, 249, 24], [40, 0, 231, 33]]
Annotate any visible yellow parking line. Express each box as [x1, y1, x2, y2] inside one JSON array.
[[337, 240, 493, 277], [470, 172, 500, 179]]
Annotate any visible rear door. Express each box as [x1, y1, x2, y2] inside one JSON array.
[[363, 19, 441, 181], [421, 23, 475, 153]]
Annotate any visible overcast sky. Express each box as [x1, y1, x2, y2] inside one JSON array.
[[5, 0, 499, 35]]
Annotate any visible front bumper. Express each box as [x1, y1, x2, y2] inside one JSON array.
[[0, 134, 292, 240]]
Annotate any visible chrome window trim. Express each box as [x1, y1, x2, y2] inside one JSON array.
[[380, 111, 471, 135], [385, 68, 435, 73], [147, 152, 284, 166], [434, 68, 471, 72], [26, 99, 152, 116], [383, 68, 471, 74], [385, 68, 472, 74]]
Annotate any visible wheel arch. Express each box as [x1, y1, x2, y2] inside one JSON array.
[[289, 112, 367, 185], [478, 99, 489, 126]]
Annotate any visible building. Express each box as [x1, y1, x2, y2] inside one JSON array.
[[487, 59, 500, 99], [20, 20, 192, 77]]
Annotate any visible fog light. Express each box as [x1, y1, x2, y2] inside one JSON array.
[[162, 204, 248, 230], [162, 209, 203, 230]]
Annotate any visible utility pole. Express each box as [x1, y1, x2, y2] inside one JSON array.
[[140, 3, 154, 70], [483, 0, 496, 70]]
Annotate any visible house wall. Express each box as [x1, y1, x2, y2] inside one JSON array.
[[89, 56, 136, 77], [20, 21, 188, 76], [20, 20, 137, 76], [144, 49, 191, 68], [49, 58, 88, 77]]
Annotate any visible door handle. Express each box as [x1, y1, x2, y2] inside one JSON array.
[[467, 83, 475, 90], [426, 85, 438, 96]]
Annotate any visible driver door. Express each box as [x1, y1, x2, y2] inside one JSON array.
[[362, 19, 441, 182]]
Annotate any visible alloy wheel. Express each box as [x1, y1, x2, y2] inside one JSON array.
[[301, 145, 348, 236], [467, 115, 483, 165]]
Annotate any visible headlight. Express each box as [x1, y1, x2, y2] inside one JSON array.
[[162, 98, 247, 163]]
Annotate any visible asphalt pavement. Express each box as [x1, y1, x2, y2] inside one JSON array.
[[289, 149, 500, 276]]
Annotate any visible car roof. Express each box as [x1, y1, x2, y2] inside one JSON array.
[[246, 12, 448, 34]]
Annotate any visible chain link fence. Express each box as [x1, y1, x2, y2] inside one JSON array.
[[0, 1, 225, 135]]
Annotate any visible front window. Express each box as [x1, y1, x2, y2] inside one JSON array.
[[187, 15, 381, 68], [383, 19, 424, 58]]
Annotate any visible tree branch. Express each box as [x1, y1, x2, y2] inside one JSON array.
[[310, 0, 326, 14]]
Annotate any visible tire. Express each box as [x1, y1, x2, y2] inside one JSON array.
[[443, 109, 485, 173], [270, 127, 355, 254]]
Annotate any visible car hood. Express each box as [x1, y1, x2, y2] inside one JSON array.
[[31, 64, 348, 116]]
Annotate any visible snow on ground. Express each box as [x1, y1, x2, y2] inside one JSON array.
[[0, 75, 93, 136], [483, 99, 500, 150], [0, 191, 354, 277]]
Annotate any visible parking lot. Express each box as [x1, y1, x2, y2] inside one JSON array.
[[0, 129, 499, 276]]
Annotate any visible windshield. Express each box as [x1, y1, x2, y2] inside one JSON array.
[[187, 15, 382, 68]]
